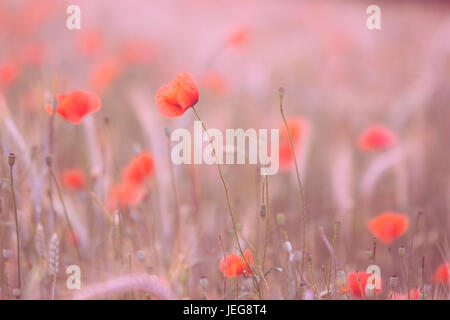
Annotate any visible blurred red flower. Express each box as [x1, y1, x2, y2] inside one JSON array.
[[155, 72, 200, 118], [76, 30, 104, 58], [89, 58, 124, 95], [20, 42, 46, 66], [227, 27, 250, 49], [358, 125, 396, 151], [66, 229, 79, 246], [45, 90, 101, 124], [122, 152, 155, 186], [119, 39, 155, 65], [278, 116, 310, 170], [62, 168, 86, 191], [343, 271, 382, 298], [367, 212, 409, 244], [0, 60, 20, 88], [201, 70, 228, 95], [107, 181, 145, 212], [433, 263, 450, 284], [219, 248, 253, 278]]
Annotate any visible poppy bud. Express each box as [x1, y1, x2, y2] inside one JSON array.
[[12, 288, 21, 298], [283, 241, 292, 253], [276, 213, 286, 226], [365, 249, 373, 261], [8, 153, 15, 167], [45, 155, 53, 167], [164, 127, 171, 137], [2, 249, 12, 260], [199, 276, 208, 290], [137, 250, 146, 262], [292, 251, 302, 263], [389, 275, 399, 288], [259, 204, 266, 219]]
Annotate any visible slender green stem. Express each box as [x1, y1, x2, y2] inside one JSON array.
[[262, 175, 269, 272], [278, 88, 307, 285], [9, 159, 21, 292], [191, 106, 261, 298], [326, 222, 339, 295], [49, 167, 82, 265]]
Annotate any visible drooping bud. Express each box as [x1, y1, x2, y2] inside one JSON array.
[[259, 204, 266, 219], [8, 153, 16, 167]]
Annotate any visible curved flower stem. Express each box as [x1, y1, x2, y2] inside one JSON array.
[[191, 106, 262, 298], [8, 155, 21, 293], [262, 175, 269, 272], [49, 166, 82, 266], [278, 88, 308, 288]]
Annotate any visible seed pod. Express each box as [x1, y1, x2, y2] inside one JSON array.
[[389, 275, 399, 289], [8, 153, 16, 167], [199, 276, 208, 290]]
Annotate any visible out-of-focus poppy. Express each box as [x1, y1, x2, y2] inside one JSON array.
[[89, 58, 124, 95], [343, 271, 382, 298], [119, 39, 155, 65], [107, 181, 145, 212], [45, 90, 101, 124], [278, 116, 310, 170], [75, 30, 104, 58], [122, 152, 155, 185], [155, 72, 200, 118], [66, 229, 79, 246], [20, 42, 46, 66], [201, 70, 228, 95], [0, 60, 20, 88], [433, 263, 450, 284], [367, 212, 409, 244], [227, 27, 249, 49], [219, 248, 253, 278], [358, 125, 396, 151], [62, 168, 86, 191]]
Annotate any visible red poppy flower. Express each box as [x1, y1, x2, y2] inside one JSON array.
[[219, 248, 253, 278], [62, 168, 86, 191], [122, 152, 155, 185], [278, 116, 310, 170], [344, 271, 382, 298], [433, 263, 450, 284], [45, 90, 101, 124], [0, 60, 20, 88], [89, 58, 124, 95], [358, 125, 396, 151], [367, 212, 409, 244], [107, 181, 145, 211], [155, 72, 200, 118]]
